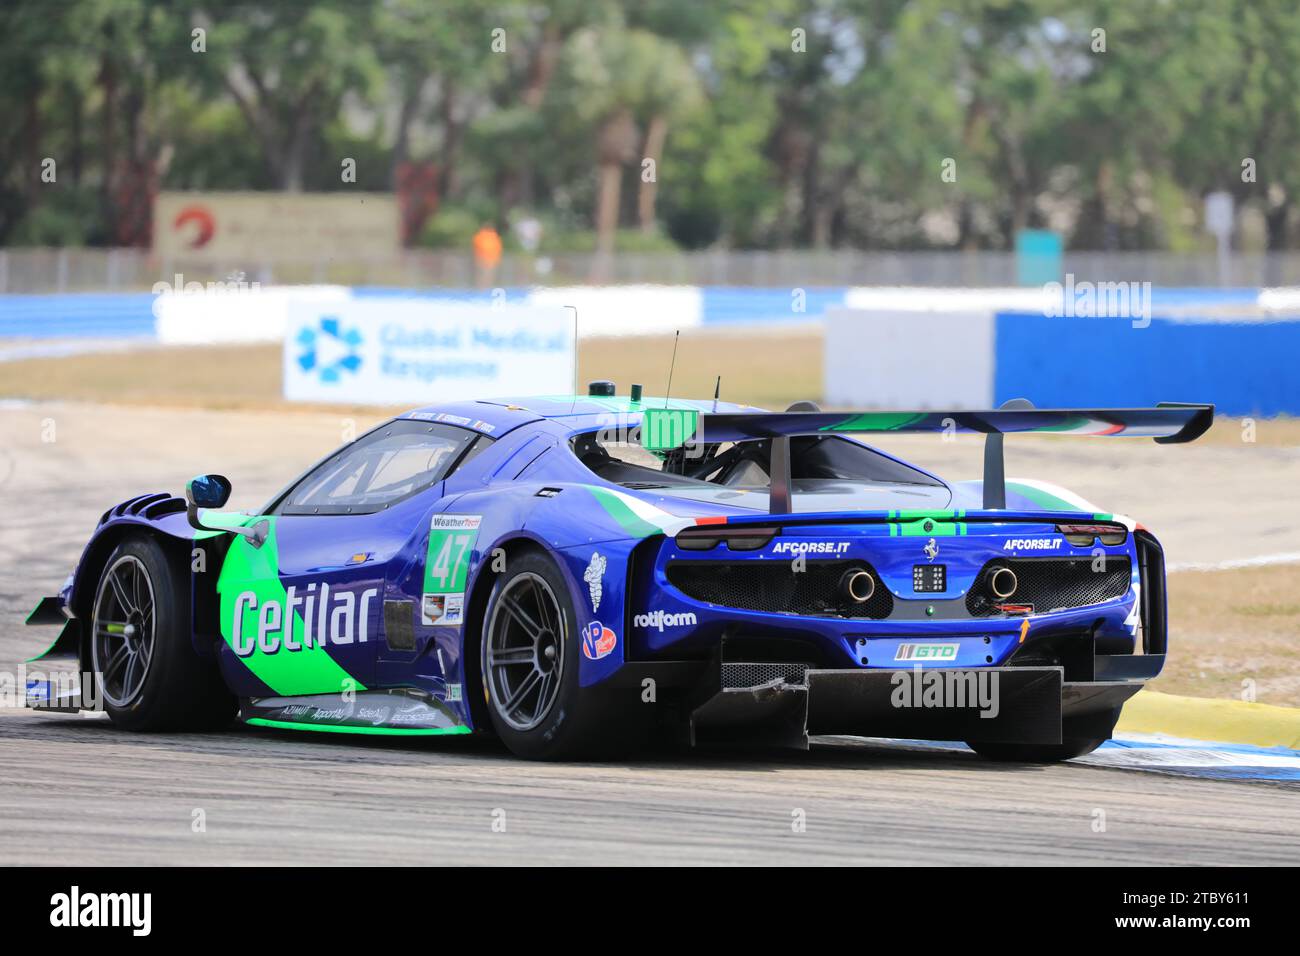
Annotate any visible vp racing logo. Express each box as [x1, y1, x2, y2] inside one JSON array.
[[296, 315, 362, 384], [581, 621, 617, 660]]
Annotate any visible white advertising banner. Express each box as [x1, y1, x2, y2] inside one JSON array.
[[283, 298, 575, 405], [824, 306, 995, 408], [155, 285, 350, 344]]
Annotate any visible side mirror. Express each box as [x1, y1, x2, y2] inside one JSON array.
[[185, 474, 268, 548], [186, 474, 232, 509]]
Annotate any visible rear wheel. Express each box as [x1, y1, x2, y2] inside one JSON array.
[[90, 534, 235, 731], [480, 550, 644, 759]]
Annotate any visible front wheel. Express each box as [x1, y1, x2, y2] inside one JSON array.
[[966, 737, 1107, 763], [90, 534, 235, 731], [480, 550, 644, 759]]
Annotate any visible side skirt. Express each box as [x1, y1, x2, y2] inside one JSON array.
[[240, 687, 471, 736]]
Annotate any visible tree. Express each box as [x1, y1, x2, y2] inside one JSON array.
[[189, 1, 381, 192], [556, 24, 704, 260]]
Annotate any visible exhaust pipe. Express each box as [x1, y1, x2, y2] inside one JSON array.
[[989, 566, 1018, 600], [841, 569, 876, 603]]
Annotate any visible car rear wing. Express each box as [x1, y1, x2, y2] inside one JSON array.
[[642, 401, 1214, 514]]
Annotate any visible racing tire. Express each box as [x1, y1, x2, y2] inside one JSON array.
[[965, 736, 1107, 763], [480, 550, 646, 760], [89, 534, 235, 731]]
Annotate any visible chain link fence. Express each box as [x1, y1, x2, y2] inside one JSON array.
[[6, 247, 1300, 293]]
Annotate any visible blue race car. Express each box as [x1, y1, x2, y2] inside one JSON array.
[[23, 383, 1213, 762]]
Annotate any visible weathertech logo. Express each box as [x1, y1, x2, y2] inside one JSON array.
[[633, 610, 698, 631], [50, 886, 151, 936], [1003, 538, 1063, 550]]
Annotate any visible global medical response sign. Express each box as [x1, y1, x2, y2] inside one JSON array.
[[284, 299, 575, 404]]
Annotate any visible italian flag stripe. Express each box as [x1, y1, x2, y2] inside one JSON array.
[[586, 486, 694, 538]]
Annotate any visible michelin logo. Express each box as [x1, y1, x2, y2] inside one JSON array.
[[634, 610, 698, 632], [771, 541, 850, 555], [231, 583, 378, 657], [1003, 538, 1063, 551], [584, 551, 606, 612]]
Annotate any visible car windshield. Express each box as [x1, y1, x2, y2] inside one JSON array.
[[281, 420, 480, 514], [571, 429, 945, 502]]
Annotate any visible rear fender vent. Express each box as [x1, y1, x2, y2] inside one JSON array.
[[384, 600, 416, 651]]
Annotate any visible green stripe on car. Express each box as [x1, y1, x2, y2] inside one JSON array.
[[217, 516, 365, 696], [247, 718, 469, 736]]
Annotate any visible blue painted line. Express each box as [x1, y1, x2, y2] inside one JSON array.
[[1161, 767, 1300, 781], [1099, 737, 1300, 758], [351, 286, 533, 301], [700, 286, 847, 326], [833, 734, 1300, 784]]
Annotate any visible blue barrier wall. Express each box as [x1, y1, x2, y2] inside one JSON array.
[[0, 286, 1270, 339], [0, 294, 157, 338], [994, 312, 1300, 416]]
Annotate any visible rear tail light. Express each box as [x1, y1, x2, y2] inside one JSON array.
[[676, 535, 719, 551], [675, 525, 780, 552], [1056, 523, 1127, 547]]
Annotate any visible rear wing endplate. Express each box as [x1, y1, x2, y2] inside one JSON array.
[[642, 401, 1214, 514]]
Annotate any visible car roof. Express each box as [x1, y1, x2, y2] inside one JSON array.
[[400, 395, 766, 436]]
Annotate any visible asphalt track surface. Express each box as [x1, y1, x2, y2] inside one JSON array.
[[2, 710, 1298, 865], [2, 402, 1299, 865]]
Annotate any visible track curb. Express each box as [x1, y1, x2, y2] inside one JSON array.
[[1117, 691, 1300, 750]]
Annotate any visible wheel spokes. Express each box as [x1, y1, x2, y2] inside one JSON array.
[[499, 593, 544, 640], [488, 573, 566, 731], [122, 653, 140, 696], [490, 645, 535, 666], [107, 569, 134, 616], [502, 668, 542, 714], [535, 671, 555, 720], [529, 576, 557, 634], [103, 643, 131, 684], [94, 555, 157, 706], [135, 633, 153, 677]]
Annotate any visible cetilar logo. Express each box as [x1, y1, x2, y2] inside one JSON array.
[[297, 315, 362, 384]]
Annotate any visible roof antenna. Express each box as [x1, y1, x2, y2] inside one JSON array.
[[663, 330, 680, 408], [564, 305, 578, 414], [712, 375, 721, 412]]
